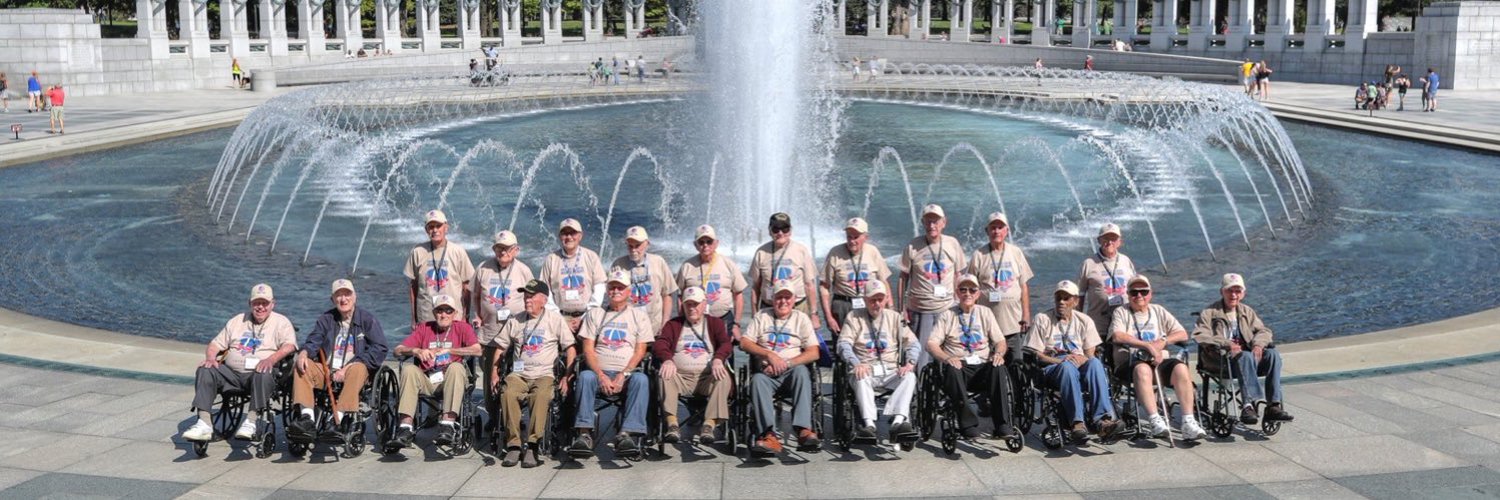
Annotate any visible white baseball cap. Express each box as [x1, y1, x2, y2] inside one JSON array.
[[607, 269, 632, 286], [432, 294, 459, 311], [695, 224, 717, 241], [922, 203, 946, 219], [249, 283, 274, 302], [625, 226, 650, 243], [845, 217, 869, 234], [772, 281, 798, 297], [1098, 222, 1122, 238], [424, 209, 448, 225], [558, 218, 583, 233], [1054, 280, 1080, 297], [863, 280, 889, 299], [331, 279, 355, 295], [987, 212, 1009, 228], [1128, 275, 1152, 290], [682, 286, 707, 304], [957, 273, 980, 288], [1221, 273, 1246, 291], [492, 230, 518, 247]]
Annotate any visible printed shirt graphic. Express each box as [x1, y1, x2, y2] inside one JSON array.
[[746, 309, 816, 361], [677, 255, 749, 317], [1024, 310, 1101, 358], [331, 321, 356, 367], [969, 243, 1034, 334], [1077, 252, 1137, 334], [672, 320, 714, 374], [900, 235, 967, 312], [474, 259, 535, 338], [211, 312, 296, 373], [580, 307, 651, 372], [1109, 304, 1185, 366], [749, 240, 816, 304], [539, 247, 605, 312], [611, 253, 679, 332], [839, 309, 914, 366], [931, 306, 1002, 360], [404, 242, 476, 323], [400, 321, 478, 372], [494, 310, 575, 380], [821, 243, 892, 297]]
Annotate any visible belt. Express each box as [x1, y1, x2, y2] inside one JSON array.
[[831, 294, 856, 302], [561, 310, 586, 318]]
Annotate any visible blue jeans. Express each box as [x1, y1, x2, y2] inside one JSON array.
[[1042, 357, 1115, 425], [1232, 347, 1283, 404], [574, 370, 649, 434]]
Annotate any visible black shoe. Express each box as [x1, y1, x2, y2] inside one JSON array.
[[663, 425, 681, 444], [960, 426, 983, 439], [502, 447, 522, 467], [892, 421, 918, 442], [854, 424, 877, 442], [1264, 404, 1295, 422], [390, 426, 416, 449], [287, 414, 317, 444], [435, 424, 458, 446], [1241, 405, 1260, 425], [1070, 422, 1090, 444], [615, 433, 640, 457], [568, 433, 595, 458], [991, 424, 1017, 440], [521, 444, 541, 468]]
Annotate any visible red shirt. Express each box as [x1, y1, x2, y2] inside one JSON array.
[[47, 87, 64, 106], [400, 321, 478, 371]]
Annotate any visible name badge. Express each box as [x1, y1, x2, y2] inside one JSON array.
[[497, 309, 512, 321], [851, 298, 866, 310], [1107, 294, 1125, 306], [987, 290, 1002, 303], [511, 359, 525, 373], [331, 357, 345, 370], [243, 357, 260, 370], [564, 290, 581, 301], [963, 354, 983, 365], [428, 371, 445, 385], [933, 285, 950, 298], [871, 362, 887, 378]]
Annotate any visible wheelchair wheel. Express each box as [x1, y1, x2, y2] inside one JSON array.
[[939, 415, 958, 455], [256, 427, 276, 459], [1262, 419, 1282, 436], [371, 366, 401, 454], [192, 440, 209, 458], [1210, 411, 1233, 438], [289, 440, 310, 458], [1005, 433, 1024, 453], [340, 419, 367, 458], [831, 363, 852, 451], [1042, 422, 1064, 449]]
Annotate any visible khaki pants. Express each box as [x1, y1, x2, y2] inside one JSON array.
[[660, 370, 730, 422], [398, 362, 470, 418], [293, 362, 369, 413], [501, 374, 555, 447]]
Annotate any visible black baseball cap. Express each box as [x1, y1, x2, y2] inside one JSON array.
[[769, 212, 792, 231], [516, 279, 550, 296]]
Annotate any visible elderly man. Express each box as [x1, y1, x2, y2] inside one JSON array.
[[473, 229, 534, 432], [1110, 275, 1203, 440], [1192, 273, 1294, 425], [571, 269, 654, 458], [900, 204, 967, 364], [390, 295, 482, 449], [749, 212, 821, 329], [969, 212, 1033, 357], [837, 280, 919, 444], [653, 287, 733, 444], [927, 274, 1014, 440], [183, 284, 297, 443], [1025, 280, 1119, 444], [743, 282, 822, 454], [1078, 222, 1136, 336], [491, 279, 576, 468], [677, 224, 748, 337], [288, 279, 389, 443], [610, 226, 678, 332], [821, 216, 892, 333], [539, 218, 608, 332], [405, 209, 475, 329]]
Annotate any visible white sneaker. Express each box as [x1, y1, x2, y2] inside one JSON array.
[[183, 420, 214, 442], [234, 419, 257, 440], [1148, 414, 1170, 438], [1181, 415, 1205, 441]]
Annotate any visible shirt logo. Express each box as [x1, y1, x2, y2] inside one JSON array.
[[522, 332, 546, 356], [234, 333, 262, 355], [681, 340, 708, 358], [1103, 273, 1128, 297], [921, 260, 946, 281], [765, 327, 794, 352], [600, 327, 631, 350], [864, 333, 889, 352], [425, 267, 450, 290], [846, 270, 871, 290], [704, 280, 723, 303], [486, 282, 512, 306], [774, 265, 795, 281], [560, 264, 585, 291], [630, 280, 653, 307], [958, 323, 984, 352], [993, 265, 1016, 291]]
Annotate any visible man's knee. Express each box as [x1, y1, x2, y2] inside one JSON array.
[[626, 371, 648, 391]]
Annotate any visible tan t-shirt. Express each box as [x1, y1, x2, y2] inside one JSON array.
[[677, 253, 748, 318], [491, 309, 575, 380], [579, 306, 652, 372], [404, 242, 476, 324], [744, 308, 817, 361], [1109, 304, 1185, 365], [928, 305, 1004, 362], [839, 308, 916, 367], [748, 240, 817, 305], [900, 235, 967, 313], [473, 258, 535, 340], [822, 243, 893, 297], [671, 318, 715, 374], [969, 242, 1033, 335], [1025, 309, 1101, 358], [211, 312, 297, 373], [537, 247, 607, 313], [610, 253, 679, 332], [1077, 252, 1137, 335]]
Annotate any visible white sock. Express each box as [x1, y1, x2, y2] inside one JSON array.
[[399, 423, 413, 430], [301, 408, 314, 418], [198, 418, 212, 427], [440, 420, 456, 427], [334, 410, 344, 421], [891, 415, 907, 425]]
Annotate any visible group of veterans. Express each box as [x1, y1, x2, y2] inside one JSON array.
[[184, 205, 1292, 465]]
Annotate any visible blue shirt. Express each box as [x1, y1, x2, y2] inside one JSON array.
[[1427, 72, 1439, 92], [27, 76, 40, 92]]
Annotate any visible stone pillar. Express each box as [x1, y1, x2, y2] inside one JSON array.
[[1112, 0, 1126, 36], [459, 0, 481, 48], [868, 0, 888, 37], [1123, 0, 1139, 34], [1071, 0, 1094, 46], [1150, 0, 1177, 47], [1304, 0, 1334, 50], [623, 0, 646, 39], [297, 0, 327, 54], [375, 0, 401, 52], [180, 0, 211, 57], [1225, 0, 1253, 49], [951, 0, 972, 41], [136, 0, 172, 58], [499, 0, 521, 46], [222, 0, 251, 56], [582, 0, 603, 41], [1263, 0, 1293, 49], [541, 0, 562, 44], [259, 0, 290, 55], [994, 0, 1012, 42], [335, 0, 363, 53], [415, 0, 439, 51], [838, 0, 847, 34], [907, 0, 930, 39], [1036, 0, 1054, 45], [1344, 0, 1377, 51], [1187, 0, 1214, 49]]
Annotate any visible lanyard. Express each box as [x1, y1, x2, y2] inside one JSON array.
[[596, 309, 626, 341], [429, 243, 449, 287], [850, 244, 865, 294], [986, 242, 1007, 287], [1129, 307, 1156, 341], [927, 238, 948, 284], [699, 254, 716, 291], [1097, 251, 1119, 286], [958, 309, 977, 353], [497, 259, 515, 287], [1052, 313, 1077, 353], [685, 320, 709, 351], [871, 315, 887, 359]]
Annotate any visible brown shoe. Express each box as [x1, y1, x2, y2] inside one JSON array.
[[797, 428, 821, 449], [1095, 416, 1121, 441], [752, 432, 783, 454]]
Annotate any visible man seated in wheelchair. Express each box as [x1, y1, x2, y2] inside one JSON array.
[[926, 273, 1018, 441], [390, 294, 482, 449], [1190, 273, 1293, 424], [1109, 275, 1205, 440], [1024, 280, 1120, 444], [569, 269, 654, 458], [184, 284, 298, 443], [489, 279, 575, 468], [288, 279, 389, 443], [742, 281, 822, 454], [653, 286, 733, 445], [836, 280, 920, 443]]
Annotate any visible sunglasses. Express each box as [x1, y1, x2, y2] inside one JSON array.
[[434, 307, 457, 315], [957, 287, 980, 294], [608, 285, 629, 292], [770, 228, 791, 235], [1127, 289, 1151, 297], [695, 239, 714, 246]]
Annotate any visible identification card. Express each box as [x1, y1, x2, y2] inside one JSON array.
[[964, 354, 982, 365], [428, 371, 445, 385], [988, 290, 1002, 303], [243, 357, 260, 370], [933, 285, 950, 298], [871, 362, 887, 378], [331, 357, 345, 370], [511, 359, 525, 373], [497, 309, 512, 321], [1107, 294, 1125, 306], [851, 298, 866, 310], [564, 290, 581, 301]]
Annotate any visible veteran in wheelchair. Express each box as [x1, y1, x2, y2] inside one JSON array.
[[386, 294, 483, 453], [183, 284, 297, 457], [489, 279, 575, 467], [834, 280, 920, 447], [1024, 280, 1120, 446], [287, 279, 390, 457], [1191, 273, 1293, 437]]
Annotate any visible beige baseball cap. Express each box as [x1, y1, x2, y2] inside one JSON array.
[[432, 294, 459, 311], [424, 209, 448, 225], [607, 269, 632, 286], [922, 203, 946, 219], [249, 283, 274, 302], [845, 217, 869, 234], [492, 230, 518, 247], [957, 273, 980, 287], [625, 226, 650, 243], [695, 224, 717, 241], [1054, 280, 1080, 297], [1098, 222, 1122, 238], [331, 279, 355, 295], [1221, 273, 1246, 291], [772, 281, 798, 297], [863, 280, 889, 299], [987, 212, 1009, 228], [682, 286, 707, 304], [1128, 275, 1152, 290], [558, 218, 583, 233]]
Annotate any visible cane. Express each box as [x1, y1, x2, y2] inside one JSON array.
[[1150, 351, 1175, 449]]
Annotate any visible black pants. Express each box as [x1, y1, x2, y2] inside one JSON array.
[[829, 295, 856, 331], [941, 362, 1012, 432]]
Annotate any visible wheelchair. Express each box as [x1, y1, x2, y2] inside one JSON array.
[[191, 356, 295, 459], [375, 355, 484, 456], [489, 345, 568, 458], [831, 357, 920, 452], [651, 361, 739, 456], [1021, 352, 1069, 450], [1196, 342, 1284, 438], [733, 359, 824, 457], [913, 360, 1025, 455], [1105, 340, 1190, 445], [558, 359, 658, 462], [284, 358, 388, 459]]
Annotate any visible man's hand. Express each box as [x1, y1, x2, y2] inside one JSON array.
[[898, 363, 915, 377], [1253, 345, 1265, 364], [1228, 342, 1243, 356], [295, 352, 308, 374], [1066, 354, 1088, 367], [826, 317, 842, 334], [854, 364, 871, 380], [416, 348, 436, 364], [490, 372, 502, 394], [610, 372, 628, 395], [255, 357, 277, 373], [764, 355, 789, 376], [711, 359, 729, 381], [471, 317, 483, 330], [596, 371, 616, 395], [332, 367, 347, 383], [1018, 320, 1030, 332], [945, 356, 963, 370], [559, 375, 572, 397], [1150, 348, 1165, 366], [990, 352, 1006, 366], [660, 360, 678, 380]]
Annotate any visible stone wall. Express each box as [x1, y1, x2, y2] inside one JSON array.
[[277, 37, 695, 86], [836, 36, 1242, 80], [1415, 0, 1500, 90]]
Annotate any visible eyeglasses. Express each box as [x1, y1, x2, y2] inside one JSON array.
[[695, 239, 714, 246], [1127, 289, 1151, 297], [770, 227, 791, 235], [957, 287, 980, 294], [250, 302, 273, 309], [608, 285, 629, 292], [434, 307, 456, 315]]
